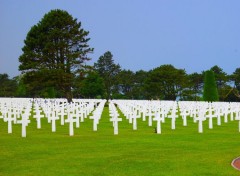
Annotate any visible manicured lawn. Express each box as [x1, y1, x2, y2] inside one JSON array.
[[0, 107, 239, 176]]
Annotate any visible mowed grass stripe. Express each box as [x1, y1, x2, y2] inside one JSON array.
[[0, 107, 239, 176]]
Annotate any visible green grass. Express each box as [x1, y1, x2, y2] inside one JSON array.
[[0, 107, 240, 176]]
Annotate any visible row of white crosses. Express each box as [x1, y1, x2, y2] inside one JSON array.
[[113, 100, 240, 134], [89, 100, 106, 131], [33, 99, 100, 135], [113, 100, 176, 134], [0, 98, 106, 137], [109, 101, 122, 135], [178, 101, 240, 133], [1, 98, 240, 136], [114, 100, 141, 130], [0, 98, 32, 137]]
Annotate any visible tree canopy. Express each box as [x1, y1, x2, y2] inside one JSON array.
[[80, 71, 104, 99], [0, 74, 17, 97], [19, 9, 93, 102], [144, 65, 187, 100], [94, 51, 121, 100]]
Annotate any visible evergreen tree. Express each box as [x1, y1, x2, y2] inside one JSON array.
[[203, 70, 219, 101], [19, 9, 93, 102], [94, 51, 121, 100]]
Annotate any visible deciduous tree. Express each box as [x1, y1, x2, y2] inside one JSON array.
[[132, 70, 148, 99], [0, 74, 17, 97], [144, 65, 187, 100], [80, 71, 104, 98], [210, 65, 229, 101], [182, 72, 203, 101], [116, 69, 135, 99]]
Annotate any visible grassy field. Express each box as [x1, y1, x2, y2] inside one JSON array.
[[0, 107, 240, 176]]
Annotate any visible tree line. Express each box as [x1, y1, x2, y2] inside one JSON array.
[[1, 56, 240, 102], [1, 9, 240, 102]]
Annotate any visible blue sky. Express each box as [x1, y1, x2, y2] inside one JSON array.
[[0, 0, 240, 77]]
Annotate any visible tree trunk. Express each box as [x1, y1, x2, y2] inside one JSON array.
[[65, 89, 73, 103]]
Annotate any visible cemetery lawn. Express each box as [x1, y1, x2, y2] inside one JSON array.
[[0, 107, 240, 176]]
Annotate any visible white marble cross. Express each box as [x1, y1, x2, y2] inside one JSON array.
[[205, 103, 215, 129], [4, 109, 15, 133], [168, 104, 178, 130], [153, 111, 163, 134], [89, 113, 99, 131], [17, 112, 31, 137], [131, 110, 139, 130], [74, 107, 81, 128], [223, 106, 229, 123], [79, 106, 87, 122], [109, 111, 122, 135], [180, 108, 189, 126], [147, 107, 153, 127], [65, 114, 77, 136], [197, 109, 206, 133], [109, 102, 122, 134], [49, 110, 59, 132], [215, 106, 223, 126], [142, 106, 146, 121], [235, 109, 240, 132], [58, 105, 67, 125], [90, 101, 105, 131], [33, 108, 44, 129]]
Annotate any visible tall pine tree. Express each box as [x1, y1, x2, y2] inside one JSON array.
[[94, 51, 121, 100], [19, 9, 93, 102]]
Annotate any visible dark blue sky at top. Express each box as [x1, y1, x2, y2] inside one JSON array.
[[0, 0, 240, 77]]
